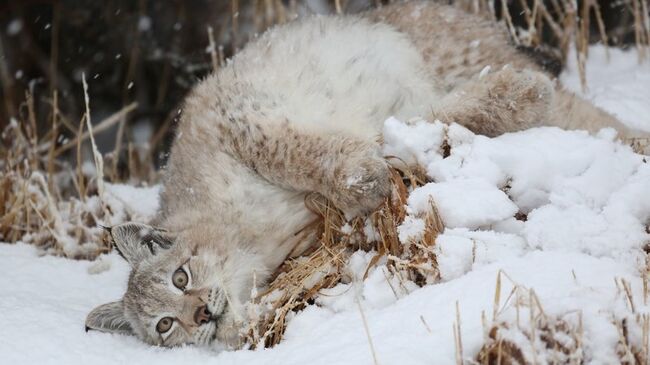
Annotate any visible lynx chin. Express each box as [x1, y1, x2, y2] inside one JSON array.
[[86, 1, 645, 348]]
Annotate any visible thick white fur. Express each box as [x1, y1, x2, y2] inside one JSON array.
[[227, 17, 441, 139]]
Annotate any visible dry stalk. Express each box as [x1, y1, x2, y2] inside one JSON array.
[[356, 296, 380, 365], [49, 1, 61, 93], [0, 34, 16, 119], [493, 270, 502, 321], [642, 0, 650, 58], [111, 0, 144, 180], [76, 114, 86, 202], [500, 0, 520, 46], [207, 26, 219, 71], [273, 0, 287, 24], [25, 89, 38, 150], [590, 0, 609, 60], [477, 286, 584, 364], [53, 102, 137, 157], [81, 74, 105, 199], [334, 0, 343, 15], [575, 3, 589, 92], [454, 301, 464, 365], [621, 278, 637, 313], [47, 91, 59, 193], [633, 0, 647, 63], [232, 0, 240, 52]]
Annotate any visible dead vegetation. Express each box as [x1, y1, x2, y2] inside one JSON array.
[[471, 264, 650, 365], [244, 164, 442, 348], [1, 0, 648, 138], [1, 0, 649, 360], [474, 271, 585, 365], [0, 83, 155, 259], [452, 0, 650, 92]]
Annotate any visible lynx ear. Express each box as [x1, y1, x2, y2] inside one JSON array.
[[107, 222, 174, 266], [85, 300, 133, 335]]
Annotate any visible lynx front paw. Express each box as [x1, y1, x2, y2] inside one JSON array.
[[328, 152, 391, 217]]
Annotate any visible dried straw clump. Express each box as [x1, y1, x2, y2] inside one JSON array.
[[0, 86, 150, 259], [613, 273, 650, 365], [474, 269, 650, 365], [616, 317, 648, 365], [475, 281, 585, 365], [1, 116, 113, 259], [476, 316, 584, 365], [244, 164, 443, 348]]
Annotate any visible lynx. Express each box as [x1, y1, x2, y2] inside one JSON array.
[[86, 1, 645, 348]]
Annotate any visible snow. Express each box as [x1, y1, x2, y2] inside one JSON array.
[[392, 123, 649, 263], [6, 19, 23, 35], [104, 183, 160, 222], [138, 16, 152, 32], [1, 244, 640, 364], [382, 117, 446, 166], [2, 45, 650, 364], [561, 45, 650, 132], [406, 178, 519, 229]]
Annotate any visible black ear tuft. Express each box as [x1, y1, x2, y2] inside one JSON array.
[[516, 45, 563, 77], [109, 223, 175, 266]]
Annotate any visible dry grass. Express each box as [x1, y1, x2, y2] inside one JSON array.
[[475, 273, 585, 364], [473, 261, 650, 365], [0, 86, 154, 259], [1, 0, 648, 359], [452, 0, 650, 91], [476, 314, 584, 365], [3, 0, 647, 250], [613, 269, 650, 365], [243, 164, 442, 348]]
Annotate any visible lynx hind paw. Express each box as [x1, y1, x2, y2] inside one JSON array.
[[331, 154, 391, 217], [519, 69, 555, 104], [487, 68, 555, 125]]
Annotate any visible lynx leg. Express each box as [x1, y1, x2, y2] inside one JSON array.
[[220, 121, 391, 216], [541, 88, 649, 154], [548, 88, 648, 137], [431, 68, 554, 137]]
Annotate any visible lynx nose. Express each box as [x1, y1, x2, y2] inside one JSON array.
[[194, 305, 212, 325]]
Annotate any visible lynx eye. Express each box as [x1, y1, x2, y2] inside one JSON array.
[[172, 268, 189, 289], [156, 317, 173, 333]]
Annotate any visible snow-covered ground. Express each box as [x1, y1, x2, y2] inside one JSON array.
[[561, 46, 650, 133], [2, 46, 649, 364]]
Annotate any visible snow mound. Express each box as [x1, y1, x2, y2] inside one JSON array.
[[385, 120, 649, 267]]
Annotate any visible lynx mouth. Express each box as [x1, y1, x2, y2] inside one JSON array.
[[197, 288, 229, 346], [206, 287, 228, 319]]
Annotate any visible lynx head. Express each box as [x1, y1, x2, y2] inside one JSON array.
[[85, 222, 246, 348]]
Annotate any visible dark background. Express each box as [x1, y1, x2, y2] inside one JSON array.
[[0, 0, 643, 174]]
